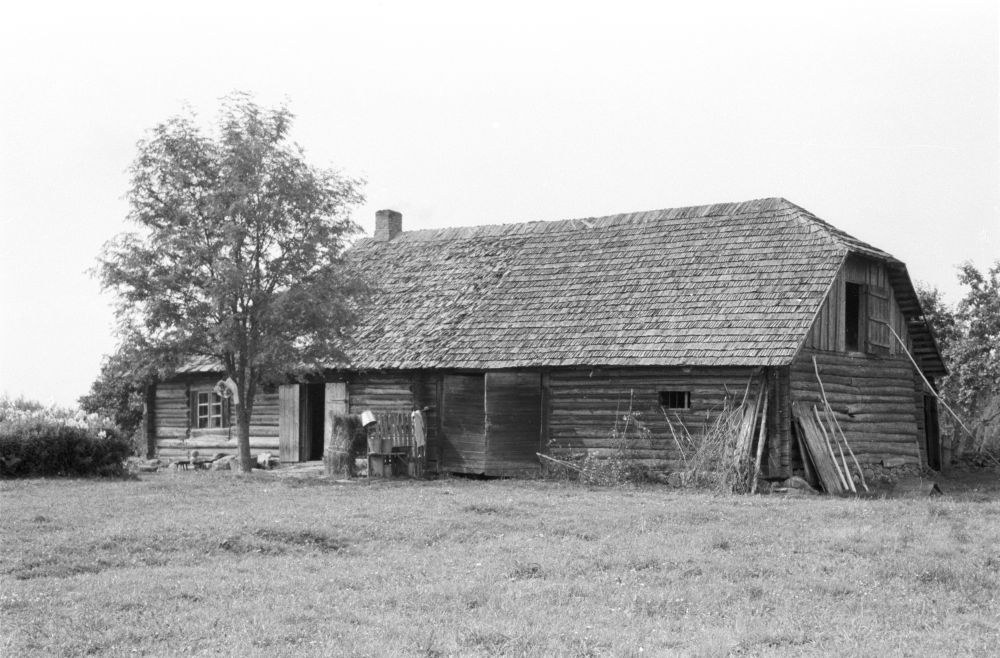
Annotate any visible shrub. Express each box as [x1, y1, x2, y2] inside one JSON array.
[[0, 422, 131, 477], [0, 396, 130, 477]]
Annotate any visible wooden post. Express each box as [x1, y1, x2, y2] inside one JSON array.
[[143, 385, 157, 458], [278, 384, 300, 462], [751, 387, 769, 493], [324, 383, 348, 453]]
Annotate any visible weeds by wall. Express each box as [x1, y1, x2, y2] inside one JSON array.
[[665, 385, 766, 494], [544, 383, 768, 493]]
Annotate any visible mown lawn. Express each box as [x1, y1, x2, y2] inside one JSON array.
[[1, 471, 999, 657]]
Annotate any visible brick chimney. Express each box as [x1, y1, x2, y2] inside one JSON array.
[[374, 209, 402, 241]]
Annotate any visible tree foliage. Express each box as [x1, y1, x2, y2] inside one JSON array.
[[917, 261, 1000, 458], [78, 332, 156, 446], [98, 94, 367, 471]]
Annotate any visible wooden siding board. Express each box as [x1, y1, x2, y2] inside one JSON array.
[[805, 258, 919, 361], [347, 376, 413, 415]]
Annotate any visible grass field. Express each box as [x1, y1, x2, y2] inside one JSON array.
[[2, 471, 999, 657]]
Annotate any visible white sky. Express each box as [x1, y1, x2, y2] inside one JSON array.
[[1, 0, 997, 407]]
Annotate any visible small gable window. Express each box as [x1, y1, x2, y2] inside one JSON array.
[[659, 391, 691, 410]]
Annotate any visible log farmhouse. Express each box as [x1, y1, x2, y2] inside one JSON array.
[[146, 197, 946, 480]]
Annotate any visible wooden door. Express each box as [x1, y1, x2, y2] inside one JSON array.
[[441, 374, 486, 472], [867, 285, 891, 355], [278, 384, 300, 462], [484, 372, 541, 472]]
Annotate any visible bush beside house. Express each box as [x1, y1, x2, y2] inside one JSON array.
[[0, 396, 131, 477]]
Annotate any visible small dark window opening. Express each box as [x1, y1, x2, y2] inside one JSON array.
[[845, 282, 862, 351], [659, 391, 691, 410]]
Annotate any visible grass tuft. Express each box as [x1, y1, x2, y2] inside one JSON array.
[[508, 561, 544, 580]]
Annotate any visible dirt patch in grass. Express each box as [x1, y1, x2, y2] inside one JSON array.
[[462, 502, 515, 515], [218, 528, 350, 555], [507, 561, 544, 580]]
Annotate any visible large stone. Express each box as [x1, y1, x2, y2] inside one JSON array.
[[211, 455, 238, 471]]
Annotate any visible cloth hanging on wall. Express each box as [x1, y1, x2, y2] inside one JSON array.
[[411, 409, 427, 448]]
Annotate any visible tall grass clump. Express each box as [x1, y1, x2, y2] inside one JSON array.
[[543, 385, 767, 491], [542, 393, 650, 487], [578, 406, 649, 486], [665, 383, 766, 494], [0, 395, 131, 477]]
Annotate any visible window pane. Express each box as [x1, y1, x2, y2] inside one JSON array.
[[195, 391, 227, 429], [658, 391, 690, 409]]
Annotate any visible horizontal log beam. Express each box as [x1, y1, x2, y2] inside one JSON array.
[[158, 437, 279, 450]]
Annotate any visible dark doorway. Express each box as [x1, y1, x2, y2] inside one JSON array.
[[845, 282, 862, 351], [923, 395, 941, 470], [302, 384, 326, 461]]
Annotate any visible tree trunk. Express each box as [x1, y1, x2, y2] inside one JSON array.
[[236, 403, 253, 473]]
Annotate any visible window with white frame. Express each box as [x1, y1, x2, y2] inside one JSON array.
[[196, 391, 225, 428]]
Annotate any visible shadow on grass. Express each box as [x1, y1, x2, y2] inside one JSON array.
[[6, 526, 351, 580], [219, 528, 350, 555]]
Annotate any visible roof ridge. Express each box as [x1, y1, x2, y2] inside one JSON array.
[[364, 196, 797, 244]]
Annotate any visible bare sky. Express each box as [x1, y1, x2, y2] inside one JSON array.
[[1, 0, 997, 407]]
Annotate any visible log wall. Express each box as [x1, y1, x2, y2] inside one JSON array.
[[790, 349, 923, 465], [347, 375, 414, 415], [153, 378, 280, 461], [546, 367, 782, 475]]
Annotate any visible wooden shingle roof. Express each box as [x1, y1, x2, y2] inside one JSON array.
[[342, 197, 901, 370]]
